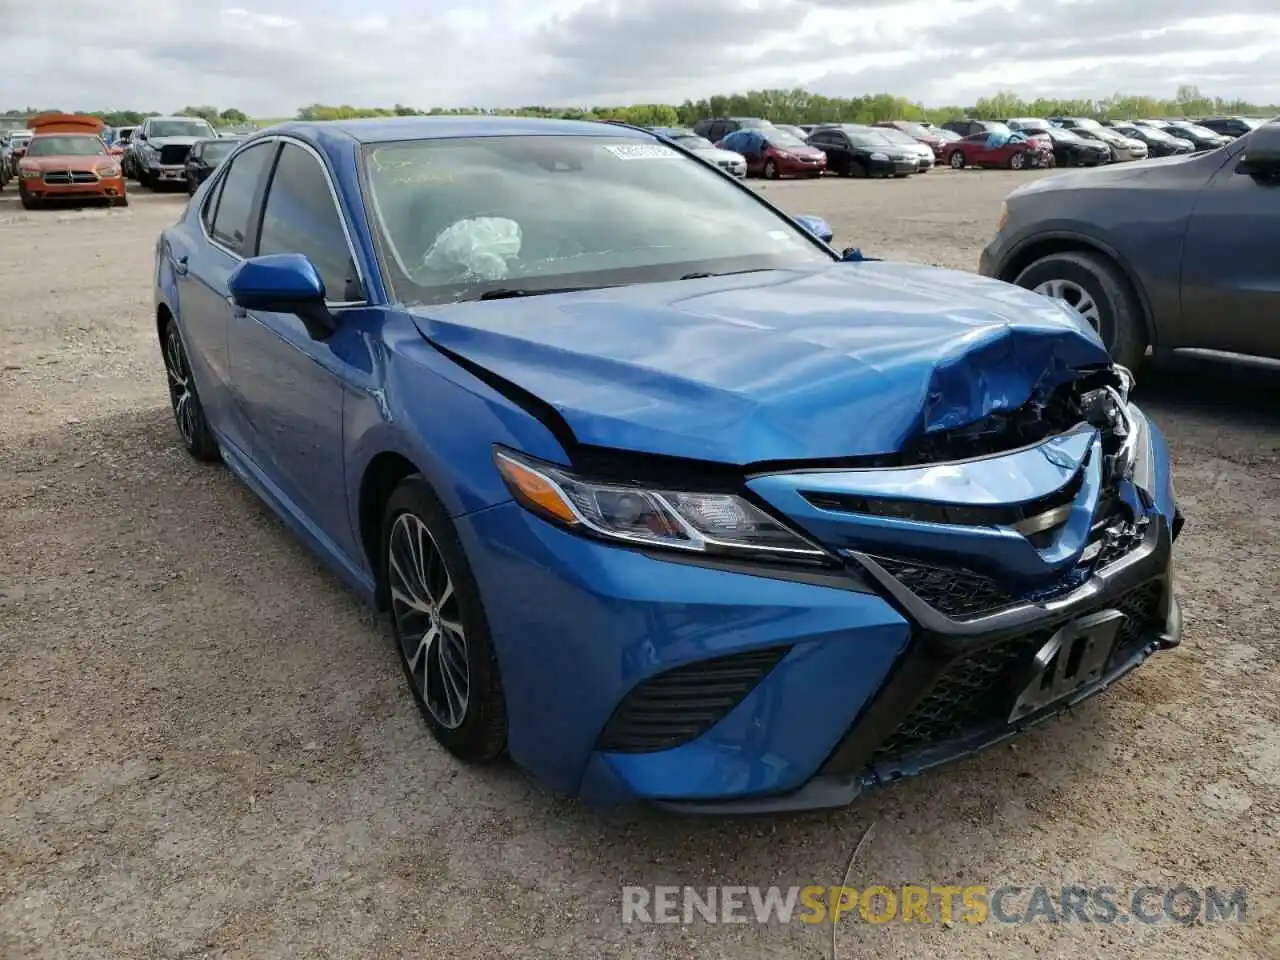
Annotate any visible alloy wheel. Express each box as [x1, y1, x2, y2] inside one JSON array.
[[1032, 278, 1102, 330], [388, 512, 470, 730], [1010, 152, 1026, 170], [950, 151, 964, 169], [164, 326, 197, 446]]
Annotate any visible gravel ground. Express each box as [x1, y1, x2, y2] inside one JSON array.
[[2, 170, 1278, 960]]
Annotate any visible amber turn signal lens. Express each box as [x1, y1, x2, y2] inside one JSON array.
[[494, 451, 580, 525]]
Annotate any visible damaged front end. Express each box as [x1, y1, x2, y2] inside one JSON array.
[[723, 363, 1184, 811]]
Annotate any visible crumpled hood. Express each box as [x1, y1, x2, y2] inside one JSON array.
[[410, 263, 1111, 465], [144, 136, 204, 149]]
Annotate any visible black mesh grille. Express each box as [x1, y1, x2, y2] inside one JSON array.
[[869, 580, 1164, 763], [596, 647, 789, 753], [871, 556, 1021, 619], [159, 144, 190, 165]]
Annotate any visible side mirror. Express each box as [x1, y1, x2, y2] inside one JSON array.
[[1235, 123, 1280, 179], [794, 214, 834, 244], [228, 254, 335, 339]]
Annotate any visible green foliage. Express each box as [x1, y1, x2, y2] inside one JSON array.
[[282, 87, 1276, 126], [7, 86, 1277, 133]]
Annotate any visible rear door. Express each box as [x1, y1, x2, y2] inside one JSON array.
[[226, 139, 368, 556], [1179, 145, 1280, 359]]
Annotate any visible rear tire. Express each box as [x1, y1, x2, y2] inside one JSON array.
[[381, 475, 508, 762], [1013, 251, 1147, 370]]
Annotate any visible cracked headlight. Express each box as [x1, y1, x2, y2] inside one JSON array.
[[493, 447, 827, 562]]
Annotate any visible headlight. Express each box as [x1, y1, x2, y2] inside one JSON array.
[[98, 165, 120, 177], [493, 447, 828, 563], [870, 152, 889, 162]]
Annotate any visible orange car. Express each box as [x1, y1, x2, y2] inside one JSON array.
[[17, 113, 127, 210]]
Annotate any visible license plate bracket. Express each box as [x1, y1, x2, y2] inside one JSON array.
[[1008, 609, 1126, 722]]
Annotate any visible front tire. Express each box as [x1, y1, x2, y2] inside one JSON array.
[[20, 195, 38, 210], [162, 318, 220, 460], [382, 476, 507, 762], [1014, 251, 1147, 370], [763, 159, 779, 180], [949, 150, 965, 169], [1009, 151, 1026, 170]]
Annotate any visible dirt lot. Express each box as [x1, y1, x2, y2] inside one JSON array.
[[2, 170, 1278, 960]]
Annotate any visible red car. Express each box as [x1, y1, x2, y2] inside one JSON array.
[[875, 120, 948, 158], [716, 128, 827, 179], [943, 133, 1053, 171]]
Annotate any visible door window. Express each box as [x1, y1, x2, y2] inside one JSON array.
[[209, 141, 274, 255], [257, 143, 362, 302]]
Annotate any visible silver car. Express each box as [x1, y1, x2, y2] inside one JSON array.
[[652, 128, 748, 178], [1068, 122, 1148, 162]]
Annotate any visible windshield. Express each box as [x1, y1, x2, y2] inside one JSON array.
[[772, 125, 809, 140], [1070, 118, 1102, 130], [983, 122, 1012, 135], [149, 120, 215, 139], [673, 135, 715, 150], [937, 128, 962, 141], [894, 122, 932, 139], [362, 136, 832, 305], [1138, 126, 1183, 144], [1172, 122, 1217, 138], [1051, 128, 1085, 143], [766, 130, 809, 148], [27, 136, 106, 157], [844, 130, 893, 147], [875, 128, 919, 145], [203, 140, 239, 162], [1238, 118, 1263, 130]]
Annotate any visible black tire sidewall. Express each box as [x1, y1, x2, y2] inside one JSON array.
[[164, 319, 219, 460], [380, 475, 507, 761], [1014, 252, 1146, 370]]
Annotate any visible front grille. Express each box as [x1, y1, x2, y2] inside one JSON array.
[[869, 579, 1164, 762], [42, 171, 99, 184], [159, 145, 190, 165], [871, 556, 1021, 620], [596, 647, 789, 753]]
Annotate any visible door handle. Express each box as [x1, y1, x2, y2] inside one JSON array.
[[172, 255, 188, 276]]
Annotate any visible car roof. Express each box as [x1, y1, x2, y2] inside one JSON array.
[[149, 116, 214, 123], [264, 115, 655, 145]]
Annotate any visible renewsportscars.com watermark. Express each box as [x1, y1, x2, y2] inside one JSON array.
[[621, 884, 1248, 926]]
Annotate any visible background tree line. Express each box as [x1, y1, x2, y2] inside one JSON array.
[[292, 84, 1277, 126], [0, 105, 250, 128], [6, 85, 1275, 130]]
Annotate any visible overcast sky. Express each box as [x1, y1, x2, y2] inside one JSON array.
[[2, 0, 1278, 116]]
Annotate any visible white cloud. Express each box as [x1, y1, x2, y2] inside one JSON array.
[[0, 0, 1277, 116]]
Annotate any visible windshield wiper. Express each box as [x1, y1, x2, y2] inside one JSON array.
[[679, 268, 774, 280], [471, 285, 600, 301]]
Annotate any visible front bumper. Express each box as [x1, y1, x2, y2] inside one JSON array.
[[146, 163, 188, 183], [869, 157, 919, 176], [20, 175, 126, 201], [777, 157, 826, 176], [459, 408, 1183, 812]]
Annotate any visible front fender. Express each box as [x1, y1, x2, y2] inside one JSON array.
[[343, 312, 573, 546]]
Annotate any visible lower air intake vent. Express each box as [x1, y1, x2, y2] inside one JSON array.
[[596, 647, 790, 753]]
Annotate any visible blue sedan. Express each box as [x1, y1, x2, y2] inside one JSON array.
[[154, 117, 1183, 812]]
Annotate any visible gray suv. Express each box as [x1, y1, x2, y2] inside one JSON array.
[[124, 116, 218, 190]]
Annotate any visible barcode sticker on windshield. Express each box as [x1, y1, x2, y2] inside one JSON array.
[[604, 144, 679, 160]]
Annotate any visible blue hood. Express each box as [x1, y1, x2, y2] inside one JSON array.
[[409, 262, 1111, 465]]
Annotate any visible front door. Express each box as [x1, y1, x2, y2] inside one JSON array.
[[1179, 145, 1280, 360], [226, 140, 368, 560]]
